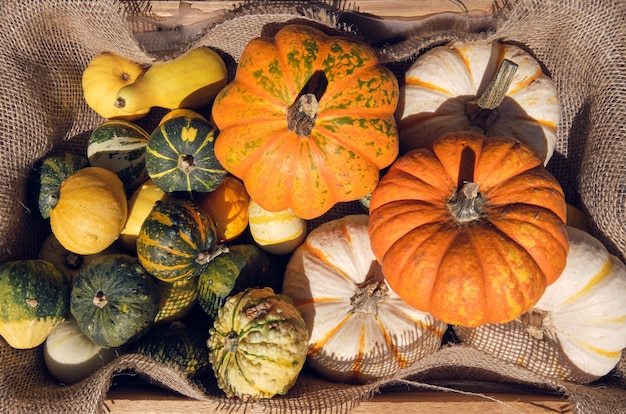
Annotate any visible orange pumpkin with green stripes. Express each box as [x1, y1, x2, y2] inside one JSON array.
[[136, 198, 221, 282], [211, 24, 399, 220]]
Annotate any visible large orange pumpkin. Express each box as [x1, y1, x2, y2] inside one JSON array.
[[368, 131, 568, 327], [211, 24, 399, 220]]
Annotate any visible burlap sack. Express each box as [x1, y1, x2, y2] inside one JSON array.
[[0, 0, 624, 413]]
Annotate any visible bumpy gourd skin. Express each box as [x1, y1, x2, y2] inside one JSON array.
[[207, 287, 308, 400]]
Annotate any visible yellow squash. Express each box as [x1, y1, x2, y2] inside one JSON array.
[[114, 47, 228, 114]]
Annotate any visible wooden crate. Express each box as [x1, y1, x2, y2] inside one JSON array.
[[104, 2, 573, 413]]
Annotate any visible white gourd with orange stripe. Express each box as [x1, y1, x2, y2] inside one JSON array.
[[247, 199, 306, 255], [454, 226, 626, 383], [282, 214, 447, 384], [397, 39, 560, 165]]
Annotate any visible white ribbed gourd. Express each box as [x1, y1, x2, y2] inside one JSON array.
[[282, 214, 448, 384], [454, 226, 626, 383], [397, 39, 560, 165]]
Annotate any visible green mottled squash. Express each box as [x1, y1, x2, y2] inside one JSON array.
[[87, 119, 150, 193], [0, 259, 69, 349], [145, 115, 227, 193], [153, 275, 199, 324], [131, 321, 211, 379], [208, 287, 308, 400], [70, 254, 159, 348], [197, 244, 283, 320], [136, 198, 222, 282], [211, 24, 399, 219], [37, 152, 89, 219]]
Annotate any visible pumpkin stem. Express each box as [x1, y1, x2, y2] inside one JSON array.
[[196, 244, 229, 266], [178, 154, 196, 174], [93, 291, 108, 308], [520, 309, 549, 340], [287, 70, 327, 137], [447, 181, 486, 223], [114, 97, 127, 109], [466, 58, 518, 131], [224, 331, 239, 353], [351, 271, 388, 315]]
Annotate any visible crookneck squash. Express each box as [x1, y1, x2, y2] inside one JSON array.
[[211, 24, 400, 219], [136, 198, 221, 282], [282, 214, 447, 384], [368, 131, 569, 327], [454, 226, 626, 383], [397, 39, 560, 165]]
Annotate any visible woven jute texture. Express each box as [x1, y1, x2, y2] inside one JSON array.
[[0, 0, 625, 413]]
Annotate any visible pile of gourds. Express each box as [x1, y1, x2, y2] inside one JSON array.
[[1, 24, 625, 401]]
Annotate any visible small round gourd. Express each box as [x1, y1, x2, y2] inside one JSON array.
[[282, 214, 447, 384], [136, 198, 221, 282], [43, 318, 125, 384], [454, 226, 626, 383], [207, 287, 308, 400], [196, 176, 250, 242], [197, 244, 282, 320], [37, 152, 89, 219], [70, 254, 159, 348], [50, 166, 128, 255], [0, 259, 69, 349], [145, 114, 227, 193], [87, 119, 150, 193], [248, 199, 306, 255]]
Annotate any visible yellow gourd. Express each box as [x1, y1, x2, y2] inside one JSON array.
[[248, 199, 306, 255], [81, 52, 149, 120], [197, 176, 250, 242], [50, 167, 127, 255], [119, 179, 170, 252], [114, 47, 228, 114]]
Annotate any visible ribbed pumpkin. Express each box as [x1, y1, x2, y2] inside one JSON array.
[[368, 131, 569, 327], [454, 226, 626, 383], [397, 39, 560, 165], [196, 244, 282, 320], [145, 114, 227, 193], [37, 152, 89, 219], [211, 24, 399, 219], [0, 259, 69, 349], [70, 254, 159, 348], [208, 287, 308, 400], [282, 215, 447, 384], [136, 198, 220, 282]]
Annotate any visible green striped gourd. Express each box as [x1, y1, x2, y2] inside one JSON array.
[[37, 152, 89, 219], [0, 259, 69, 349], [87, 119, 150, 193], [136, 198, 221, 282], [70, 254, 159, 348], [145, 115, 227, 193]]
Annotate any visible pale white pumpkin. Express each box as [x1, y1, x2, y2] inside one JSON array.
[[454, 226, 626, 383], [43, 318, 126, 384], [282, 214, 447, 384], [397, 39, 560, 164], [248, 199, 306, 255]]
